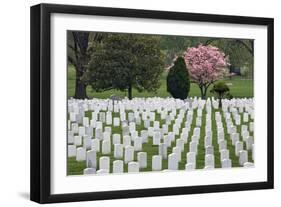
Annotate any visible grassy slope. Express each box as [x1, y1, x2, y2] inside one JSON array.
[[67, 65, 254, 99], [67, 108, 254, 175]]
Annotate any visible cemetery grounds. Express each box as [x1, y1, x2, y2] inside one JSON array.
[[67, 67, 254, 175]]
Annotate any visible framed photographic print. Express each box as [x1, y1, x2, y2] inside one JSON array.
[[30, 3, 274, 203]]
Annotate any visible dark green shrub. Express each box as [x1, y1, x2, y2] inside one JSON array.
[[210, 81, 231, 108], [167, 57, 190, 100]]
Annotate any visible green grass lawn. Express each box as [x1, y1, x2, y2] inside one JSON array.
[[67, 65, 254, 99], [67, 107, 253, 175]]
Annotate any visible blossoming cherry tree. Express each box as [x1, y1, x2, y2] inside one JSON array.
[[184, 45, 229, 99]]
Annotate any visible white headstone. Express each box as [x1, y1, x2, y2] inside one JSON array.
[[141, 130, 148, 143], [204, 136, 212, 148], [193, 127, 200, 137], [242, 131, 250, 141], [172, 146, 181, 162], [104, 126, 112, 135], [167, 132, 175, 143], [113, 160, 124, 173], [130, 131, 138, 141], [152, 155, 162, 171], [68, 145, 76, 157], [239, 150, 248, 166], [124, 146, 134, 164], [191, 135, 199, 142], [186, 152, 196, 165], [68, 132, 74, 144], [86, 150, 97, 168], [189, 141, 198, 155], [114, 144, 123, 159], [134, 137, 142, 151], [95, 128, 103, 140], [99, 156, 110, 171], [123, 135, 131, 147], [76, 147, 86, 161], [153, 131, 161, 145], [176, 139, 185, 152], [246, 136, 254, 150], [83, 117, 89, 126], [106, 112, 112, 125], [78, 126, 86, 136], [96, 121, 103, 129], [113, 117, 120, 127], [173, 125, 179, 135], [91, 139, 100, 152], [221, 159, 232, 168], [128, 112, 135, 122], [168, 153, 178, 170], [220, 149, 229, 161], [218, 140, 227, 151], [243, 112, 249, 122], [103, 131, 111, 142], [162, 124, 169, 135], [235, 141, 243, 156], [163, 135, 172, 147], [129, 122, 136, 133], [205, 146, 214, 155], [241, 125, 248, 132], [249, 122, 254, 132], [205, 154, 215, 167], [158, 143, 168, 159], [122, 125, 130, 136], [113, 134, 121, 145], [154, 121, 160, 129], [231, 133, 239, 146], [128, 162, 139, 173], [144, 120, 150, 129], [185, 163, 195, 171], [83, 136, 92, 150], [74, 135, 82, 146], [83, 168, 96, 175], [85, 126, 93, 137], [102, 140, 111, 155], [90, 118, 97, 128], [137, 152, 147, 168]]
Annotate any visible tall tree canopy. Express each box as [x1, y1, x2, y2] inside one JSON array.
[[84, 33, 164, 100], [184, 45, 229, 99], [160, 36, 209, 67]]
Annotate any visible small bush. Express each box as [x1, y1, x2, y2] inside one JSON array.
[[210, 81, 231, 107]]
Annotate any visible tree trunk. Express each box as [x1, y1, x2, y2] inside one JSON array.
[[202, 86, 207, 100], [74, 69, 88, 99], [128, 85, 133, 100], [218, 98, 222, 108], [199, 86, 205, 100], [71, 32, 90, 99]]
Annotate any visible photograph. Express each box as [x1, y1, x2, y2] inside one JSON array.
[[66, 31, 255, 175]]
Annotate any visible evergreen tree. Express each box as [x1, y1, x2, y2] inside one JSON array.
[[167, 57, 190, 100]]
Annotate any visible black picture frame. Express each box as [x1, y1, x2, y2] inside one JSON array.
[[30, 3, 274, 204]]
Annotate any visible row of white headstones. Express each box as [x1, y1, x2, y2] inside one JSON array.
[[67, 97, 254, 175]]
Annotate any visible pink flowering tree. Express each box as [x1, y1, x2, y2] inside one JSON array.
[[184, 45, 229, 99]]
